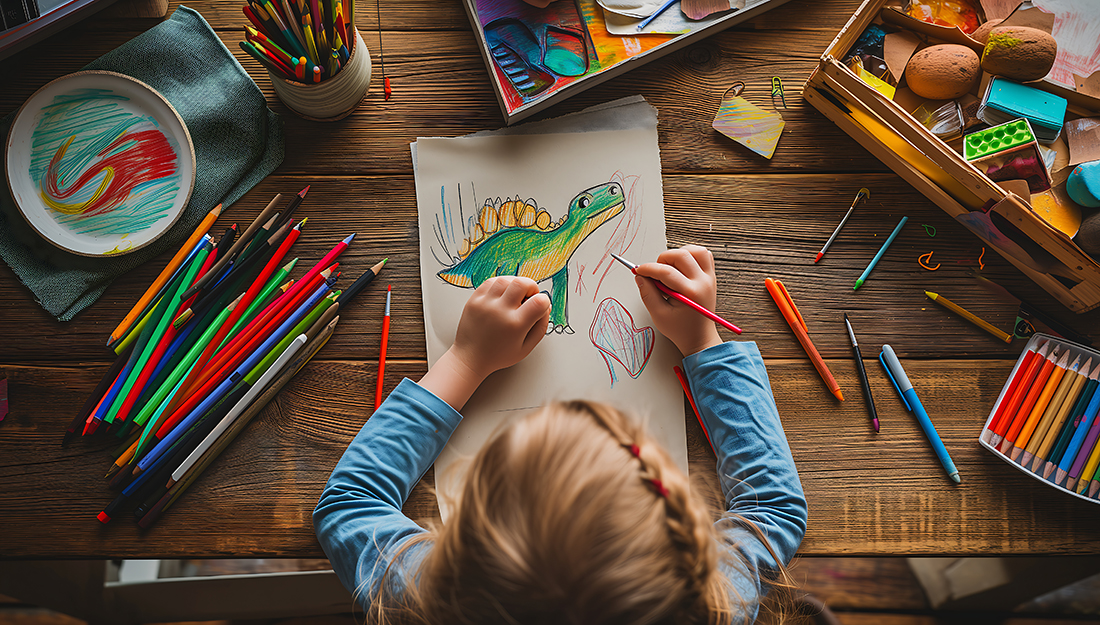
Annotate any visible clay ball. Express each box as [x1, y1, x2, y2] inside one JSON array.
[[971, 19, 1003, 45], [981, 26, 1057, 82], [905, 44, 981, 100]]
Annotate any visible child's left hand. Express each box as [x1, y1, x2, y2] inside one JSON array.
[[419, 277, 551, 410]]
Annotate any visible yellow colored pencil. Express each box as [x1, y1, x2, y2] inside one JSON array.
[[107, 204, 222, 345], [925, 291, 1012, 344]]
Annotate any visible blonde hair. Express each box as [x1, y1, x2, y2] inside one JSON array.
[[365, 400, 792, 625]]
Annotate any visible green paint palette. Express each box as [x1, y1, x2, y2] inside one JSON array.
[[964, 118, 1036, 161]]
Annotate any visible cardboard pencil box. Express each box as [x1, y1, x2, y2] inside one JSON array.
[[802, 0, 1100, 313]]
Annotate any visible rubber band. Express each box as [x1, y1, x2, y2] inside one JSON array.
[[648, 478, 669, 498], [978, 247, 985, 270], [918, 251, 940, 271], [921, 224, 936, 237]]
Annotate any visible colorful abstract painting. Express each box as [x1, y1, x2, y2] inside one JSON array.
[[30, 88, 183, 246]]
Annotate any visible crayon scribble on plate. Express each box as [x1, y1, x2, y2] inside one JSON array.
[[30, 88, 182, 238]]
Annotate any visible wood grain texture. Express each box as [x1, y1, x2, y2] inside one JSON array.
[[4, 358, 1100, 558], [1, 174, 1095, 362]]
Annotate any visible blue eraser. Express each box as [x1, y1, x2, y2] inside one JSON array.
[[1068, 161, 1100, 209]]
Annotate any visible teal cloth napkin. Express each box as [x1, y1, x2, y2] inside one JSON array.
[[0, 6, 284, 321]]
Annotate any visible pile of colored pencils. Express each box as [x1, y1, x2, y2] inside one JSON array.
[[64, 187, 387, 528], [240, 0, 355, 84]]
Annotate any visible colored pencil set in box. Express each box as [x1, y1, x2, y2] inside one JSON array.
[[63, 187, 388, 527], [980, 334, 1100, 503], [240, 0, 354, 83]]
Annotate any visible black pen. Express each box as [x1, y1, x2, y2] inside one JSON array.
[[843, 313, 879, 432]]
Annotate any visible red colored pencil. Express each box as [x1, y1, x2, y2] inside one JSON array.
[[154, 267, 336, 441], [374, 285, 391, 410], [999, 346, 1061, 454], [609, 253, 742, 335], [252, 40, 296, 76], [674, 365, 713, 454], [985, 341, 1045, 446]]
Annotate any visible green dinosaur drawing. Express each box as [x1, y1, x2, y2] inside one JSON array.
[[438, 181, 625, 333]]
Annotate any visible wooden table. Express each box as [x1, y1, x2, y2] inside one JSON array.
[[3, 0, 1100, 560]]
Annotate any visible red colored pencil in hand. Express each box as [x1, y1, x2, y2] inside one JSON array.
[[609, 252, 742, 335]]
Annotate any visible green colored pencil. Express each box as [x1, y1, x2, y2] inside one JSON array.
[[103, 244, 210, 424]]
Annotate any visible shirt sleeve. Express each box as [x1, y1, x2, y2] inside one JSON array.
[[313, 377, 463, 605], [681, 341, 808, 623]]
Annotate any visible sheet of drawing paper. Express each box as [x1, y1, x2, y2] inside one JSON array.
[[414, 124, 686, 520], [1032, 0, 1100, 89]]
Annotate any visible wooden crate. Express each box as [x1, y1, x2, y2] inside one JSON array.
[[803, 0, 1100, 313]]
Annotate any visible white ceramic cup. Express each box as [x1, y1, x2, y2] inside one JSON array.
[[270, 27, 371, 121]]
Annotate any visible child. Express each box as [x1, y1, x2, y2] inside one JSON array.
[[314, 245, 807, 624]]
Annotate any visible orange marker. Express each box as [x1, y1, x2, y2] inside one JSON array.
[[764, 278, 843, 401]]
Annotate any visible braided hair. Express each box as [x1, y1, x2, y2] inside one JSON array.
[[366, 400, 759, 625]]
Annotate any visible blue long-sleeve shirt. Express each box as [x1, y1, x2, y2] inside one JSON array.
[[314, 341, 807, 622]]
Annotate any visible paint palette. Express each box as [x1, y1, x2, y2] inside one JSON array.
[[5, 71, 195, 257]]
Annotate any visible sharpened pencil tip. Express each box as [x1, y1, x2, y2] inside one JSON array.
[[872, 418, 880, 433], [343, 233, 356, 244], [299, 185, 310, 197], [853, 279, 863, 291], [814, 252, 823, 263], [833, 389, 844, 401]]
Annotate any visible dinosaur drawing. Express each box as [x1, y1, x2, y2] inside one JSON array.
[[437, 181, 625, 333]]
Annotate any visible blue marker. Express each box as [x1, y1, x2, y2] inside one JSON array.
[[880, 343, 960, 483], [854, 216, 907, 290]]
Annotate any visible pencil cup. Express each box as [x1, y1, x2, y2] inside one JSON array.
[[270, 28, 371, 121]]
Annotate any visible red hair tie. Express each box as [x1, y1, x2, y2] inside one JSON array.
[[649, 479, 669, 498]]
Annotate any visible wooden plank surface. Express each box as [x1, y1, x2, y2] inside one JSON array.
[[2, 0, 1100, 559], [4, 358, 1100, 558]]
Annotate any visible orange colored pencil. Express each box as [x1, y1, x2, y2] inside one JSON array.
[[1009, 350, 1071, 461], [374, 285, 391, 410], [107, 204, 222, 345], [999, 346, 1061, 454]]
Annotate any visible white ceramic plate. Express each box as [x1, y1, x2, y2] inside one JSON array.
[[5, 71, 196, 257]]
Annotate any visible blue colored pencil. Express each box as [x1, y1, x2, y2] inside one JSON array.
[[134, 279, 335, 473], [854, 216, 907, 290]]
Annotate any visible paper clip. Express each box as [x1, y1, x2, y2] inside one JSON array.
[[918, 251, 940, 271], [978, 247, 986, 269], [921, 224, 936, 237], [771, 77, 787, 108]]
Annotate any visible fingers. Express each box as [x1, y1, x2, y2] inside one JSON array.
[[635, 275, 670, 312], [635, 261, 694, 294], [521, 297, 552, 352], [502, 276, 540, 305], [517, 291, 551, 325], [656, 246, 708, 281]]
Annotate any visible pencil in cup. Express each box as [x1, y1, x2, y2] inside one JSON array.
[[267, 26, 372, 120]]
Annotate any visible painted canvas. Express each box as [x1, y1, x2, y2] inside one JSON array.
[[415, 118, 687, 517]]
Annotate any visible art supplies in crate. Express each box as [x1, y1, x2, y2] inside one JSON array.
[[62, 187, 390, 527], [980, 333, 1100, 504], [803, 0, 1100, 314], [465, 0, 793, 124]]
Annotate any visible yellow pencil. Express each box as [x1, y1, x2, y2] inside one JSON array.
[[107, 204, 222, 345], [925, 291, 1012, 344]]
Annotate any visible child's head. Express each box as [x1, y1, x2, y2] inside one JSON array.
[[377, 400, 743, 625]]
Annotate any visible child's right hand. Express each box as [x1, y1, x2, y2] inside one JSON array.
[[634, 245, 723, 357], [419, 276, 550, 410]]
